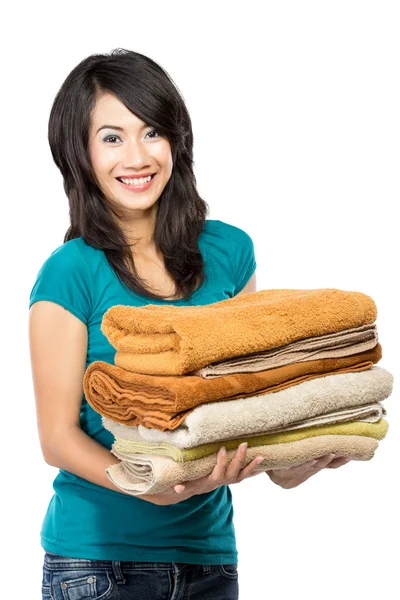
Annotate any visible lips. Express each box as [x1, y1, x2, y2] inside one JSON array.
[[115, 172, 158, 192]]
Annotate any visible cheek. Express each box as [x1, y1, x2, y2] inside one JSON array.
[[159, 144, 173, 175], [89, 142, 119, 175]]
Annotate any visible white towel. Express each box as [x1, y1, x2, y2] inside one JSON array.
[[102, 366, 392, 449]]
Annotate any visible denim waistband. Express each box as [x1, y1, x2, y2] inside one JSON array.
[[43, 552, 226, 575]]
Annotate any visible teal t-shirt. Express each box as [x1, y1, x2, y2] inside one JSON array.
[[29, 218, 257, 563]]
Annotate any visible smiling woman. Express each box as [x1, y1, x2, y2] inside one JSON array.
[[30, 47, 264, 600]]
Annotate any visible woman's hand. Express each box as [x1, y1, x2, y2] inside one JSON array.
[[152, 442, 265, 505], [266, 453, 351, 489]]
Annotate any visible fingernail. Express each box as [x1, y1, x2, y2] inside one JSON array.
[[255, 456, 264, 464], [219, 446, 226, 456], [240, 442, 248, 451]]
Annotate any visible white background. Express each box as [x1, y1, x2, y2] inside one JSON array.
[[2, 1, 399, 598]]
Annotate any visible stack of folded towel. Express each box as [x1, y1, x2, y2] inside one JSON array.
[[83, 289, 393, 495]]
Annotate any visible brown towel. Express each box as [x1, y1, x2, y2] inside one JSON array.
[[101, 289, 377, 375], [106, 434, 380, 495], [192, 324, 378, 379], [83, 344, 382, 431]]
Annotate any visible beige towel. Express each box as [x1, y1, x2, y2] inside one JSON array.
[[192, 324, 378, 379], [101, 289, 377, 375], [102, 366, 393, 448], [112, 419, 389, 462], [105, 404, 385, 450], [106, 434, 380, 495]]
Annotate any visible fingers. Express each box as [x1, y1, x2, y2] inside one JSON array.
[[284, 454, 335, 474], [225, 442, 249, 480], [213, 445, 229, 481], [173, 484, 186, 493], [235, 455, 265, 482], [279, 454, 337, 482], [306, 454, 351, 470], [314, 453, 338, 467], [325, 456, 351, 469], [305, 454, 341, 469], [225, 442, 265, 482], [173, 452, 352, 494], [174, 444, 230, 493], [202, 443, 264, 488]]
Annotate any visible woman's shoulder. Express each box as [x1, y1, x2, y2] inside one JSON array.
[[29, 237, 103, 301], [202, 219, 256, 293], [29, 237, 101, 323], [38, 237, 103, 272], [203, 218, 255, 249]]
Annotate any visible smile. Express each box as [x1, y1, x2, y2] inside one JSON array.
[[116, 173, 157, 192]]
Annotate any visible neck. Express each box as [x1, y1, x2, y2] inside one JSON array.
[[114, 203, 159, 256]]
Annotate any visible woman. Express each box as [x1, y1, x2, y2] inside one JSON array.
[[29, 48, 348, 600]]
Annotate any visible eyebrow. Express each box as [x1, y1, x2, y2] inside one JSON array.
[[96, 124, 148, 134]]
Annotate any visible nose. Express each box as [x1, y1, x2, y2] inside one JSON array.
[[121, 139, 152, 169]]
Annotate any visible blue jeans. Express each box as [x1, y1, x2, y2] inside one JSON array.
[[42, 551, 239, 599]]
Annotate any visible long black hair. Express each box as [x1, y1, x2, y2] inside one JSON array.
[[48, 48, 209, 301]]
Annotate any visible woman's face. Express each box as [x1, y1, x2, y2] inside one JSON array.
[[88, 93, 173, 213]]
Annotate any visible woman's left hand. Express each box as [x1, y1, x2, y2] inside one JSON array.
[[266, 453, 351, 489]]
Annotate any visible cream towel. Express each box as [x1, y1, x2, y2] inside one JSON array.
[[192, 324, 378, 378], [112, 419, 388, 462], [102, 366, 393, 448], [105, 403, 385, 452], [106, 434, 380, 495]]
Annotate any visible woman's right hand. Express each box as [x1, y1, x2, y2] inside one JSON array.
[[151, 442, 265, 505]]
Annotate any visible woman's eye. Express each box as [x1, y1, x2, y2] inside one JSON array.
[[103, 135, 121, 143], [146, 129, 160, 139]]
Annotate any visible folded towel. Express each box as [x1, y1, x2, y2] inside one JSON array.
[[106, 434, 380, 495], [104, 403, 386, 451], [192, 324, 378, 379], [103, 366, 391, 447], [84, 345, 382, 431], [112, 419, 389, 462], [101, 289, 377, 375]]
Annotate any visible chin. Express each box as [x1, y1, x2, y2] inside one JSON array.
[[117, 197, 159, 211]]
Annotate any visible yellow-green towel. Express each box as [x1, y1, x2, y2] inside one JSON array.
[[112, 419, 389, 462]]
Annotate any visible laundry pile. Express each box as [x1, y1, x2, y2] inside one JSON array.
[[83, 289, 393, 496]]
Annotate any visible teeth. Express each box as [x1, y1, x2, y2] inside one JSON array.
[[120, 175, 152, 185]]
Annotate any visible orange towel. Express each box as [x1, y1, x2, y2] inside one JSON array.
[[83, 344, 381, 431], [101, 289, 377, 375]]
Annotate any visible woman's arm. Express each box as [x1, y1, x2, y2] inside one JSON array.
[[236, 272, 257, 295], [28, 300, 170, 505]]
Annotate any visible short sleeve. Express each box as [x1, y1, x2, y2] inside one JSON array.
[[29, 240, 93, 325], [225, 223, 257, 294]]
